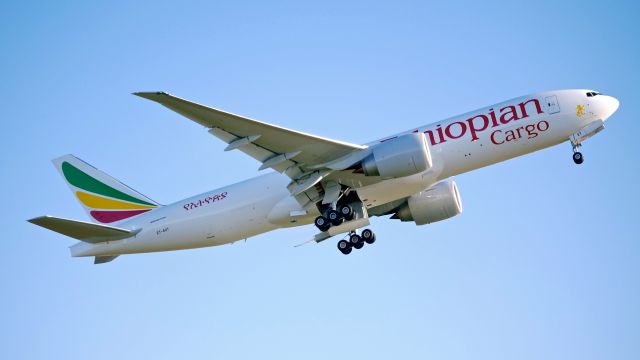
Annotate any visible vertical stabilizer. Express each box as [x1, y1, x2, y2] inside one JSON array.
[[52, 155, 161, 225]]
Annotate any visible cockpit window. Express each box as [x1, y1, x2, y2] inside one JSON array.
[[586, 92, 602, 97]]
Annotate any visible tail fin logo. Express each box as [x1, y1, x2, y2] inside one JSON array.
[[61, 161, 158, 223]]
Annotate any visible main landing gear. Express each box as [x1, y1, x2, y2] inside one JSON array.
[[337, 229, 376, 255], [314, 204, 354, 232], [314, 204, 376, 255]]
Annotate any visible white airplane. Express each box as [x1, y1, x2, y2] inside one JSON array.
[[29, 89, 619, 263]]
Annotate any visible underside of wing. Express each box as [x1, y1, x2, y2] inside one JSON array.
[[134, 92, 367, 177]]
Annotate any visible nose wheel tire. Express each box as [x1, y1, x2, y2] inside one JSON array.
[[573, 151, 584, 164], [337, 240, 352, 255], [314, 216, 331, 232]]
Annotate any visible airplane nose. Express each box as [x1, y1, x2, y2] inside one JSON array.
[[600, 95, 620, 120]]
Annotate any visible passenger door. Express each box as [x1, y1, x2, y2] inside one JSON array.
[[544, 95, 560, 114]]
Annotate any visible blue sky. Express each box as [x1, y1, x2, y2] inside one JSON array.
[[1, 1, 639, 359]]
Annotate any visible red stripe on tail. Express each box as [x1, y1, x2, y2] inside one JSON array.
[[90, 209, 151, 223]]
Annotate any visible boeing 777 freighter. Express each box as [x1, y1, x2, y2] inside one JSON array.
[[28, 90, 619, 263]]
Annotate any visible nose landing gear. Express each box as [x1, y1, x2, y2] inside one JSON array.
[[569, 119, 605, 165], [572, 151, 584, 164]]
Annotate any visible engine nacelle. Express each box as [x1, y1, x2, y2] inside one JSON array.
[[362, 132, 432, 178], [393, 180, 462, 225]]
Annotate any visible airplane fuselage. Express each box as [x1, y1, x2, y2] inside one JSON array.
[[70, 89, 618, 257]]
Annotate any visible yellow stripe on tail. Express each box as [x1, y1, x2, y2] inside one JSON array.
[[76, 191, 157, 210]]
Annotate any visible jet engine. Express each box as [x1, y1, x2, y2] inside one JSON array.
[[361, 132, 432, 178], [392, 180, 462, 225]]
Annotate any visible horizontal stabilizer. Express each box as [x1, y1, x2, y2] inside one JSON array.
[[28, 216, 139, 244]]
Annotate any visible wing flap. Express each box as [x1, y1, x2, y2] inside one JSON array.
[[94, 255, 119, 264], [28, 216, 139, 244]]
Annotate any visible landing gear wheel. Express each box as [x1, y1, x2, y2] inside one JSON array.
[[573, 152, 584, 164], [314, 216, 331, 232], [327, 209, 344, 226], [337, 240, 352, 255], [361, 229, 376, 244], [339, 204, 354, 221], [349, 233, 364, 249]]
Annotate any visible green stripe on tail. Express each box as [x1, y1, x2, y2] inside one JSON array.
[[61, 162, 155, 206]]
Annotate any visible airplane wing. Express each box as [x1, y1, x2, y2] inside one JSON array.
[[134, 92, 368, 179]]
